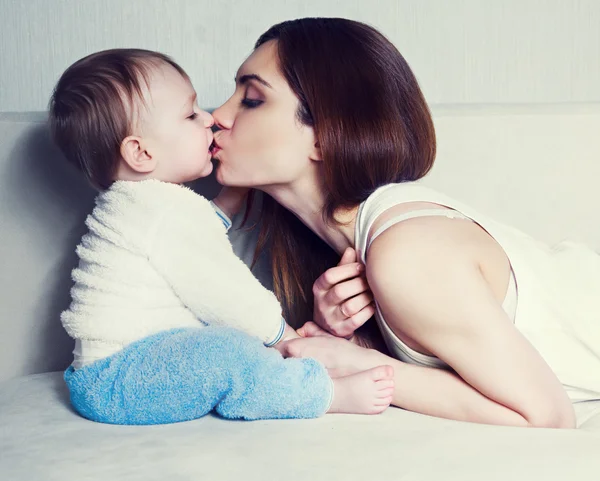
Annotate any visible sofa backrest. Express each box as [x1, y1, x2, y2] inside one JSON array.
[[424, 104, 600, 249], [1, 105, 599, 382]]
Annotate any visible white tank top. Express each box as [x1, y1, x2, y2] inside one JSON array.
[[355, 182, 600, 403]]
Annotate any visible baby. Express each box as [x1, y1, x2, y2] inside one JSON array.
[[48, 48, 393, 425]]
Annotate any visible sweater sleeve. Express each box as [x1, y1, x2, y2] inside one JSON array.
[[209, 200, 233, 232], [146, 193, 286, 346]]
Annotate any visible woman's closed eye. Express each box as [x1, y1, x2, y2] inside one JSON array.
[[241, 98, 263, 108]]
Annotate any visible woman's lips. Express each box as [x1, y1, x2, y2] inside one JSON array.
[[209, 138, 222, 156]]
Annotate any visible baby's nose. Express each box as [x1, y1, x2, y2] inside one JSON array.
[[202, 110, 214, 128]]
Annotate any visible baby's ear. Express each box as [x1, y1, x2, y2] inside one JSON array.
[[120, 136, 156, 173]]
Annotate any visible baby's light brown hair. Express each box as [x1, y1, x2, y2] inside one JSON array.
[[48, 48, 188, 190]]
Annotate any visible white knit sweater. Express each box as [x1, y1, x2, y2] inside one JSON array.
[[62, 180, 284, 366]]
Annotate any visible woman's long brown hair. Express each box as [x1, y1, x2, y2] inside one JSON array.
[[251, 18, 436, 329]]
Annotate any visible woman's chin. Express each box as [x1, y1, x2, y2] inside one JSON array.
[[214, 162, 231, 185], [214, 163, 253, 188]]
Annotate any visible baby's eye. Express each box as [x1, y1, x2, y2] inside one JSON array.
[[187, 112, 198, 120]]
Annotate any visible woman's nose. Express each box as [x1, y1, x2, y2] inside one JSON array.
[[212, 102, 233, 131]]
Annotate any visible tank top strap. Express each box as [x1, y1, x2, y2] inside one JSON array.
[[368, 209, 472, 250]]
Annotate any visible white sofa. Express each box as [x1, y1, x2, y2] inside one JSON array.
[[1, 105, 600, 480]]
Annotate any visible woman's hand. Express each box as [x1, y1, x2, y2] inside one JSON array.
[[311, 247, 375, 338]]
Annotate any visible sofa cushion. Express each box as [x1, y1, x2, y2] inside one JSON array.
[[1, 372, 600, 481]]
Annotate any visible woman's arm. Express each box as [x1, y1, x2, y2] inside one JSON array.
[[365, 219, 576, 428], [373, 350, 533, 426], [281, 332, 532, 425]]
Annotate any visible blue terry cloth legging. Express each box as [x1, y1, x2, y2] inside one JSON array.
[[63, 327, 332, 425]]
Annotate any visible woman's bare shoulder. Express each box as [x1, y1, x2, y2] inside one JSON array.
[[366, 204, 481, 263]]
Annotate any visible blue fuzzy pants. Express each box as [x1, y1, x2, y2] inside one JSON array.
[[63, 327, 333, 425]]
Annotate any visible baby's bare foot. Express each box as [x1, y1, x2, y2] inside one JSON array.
[[328, 365, 394, 415]]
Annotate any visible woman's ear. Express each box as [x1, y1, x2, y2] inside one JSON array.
[[310, 140, 323, 162], [120, 136, 157, 173]]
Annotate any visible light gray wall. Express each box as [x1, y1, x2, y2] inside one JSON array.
[[1, 0, 599, 112]]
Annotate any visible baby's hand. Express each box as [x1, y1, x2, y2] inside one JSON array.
[[212, 187, 250, 218], [272, 322, 301, 356]]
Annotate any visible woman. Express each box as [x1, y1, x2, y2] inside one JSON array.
[[211, 17, 600, 428]]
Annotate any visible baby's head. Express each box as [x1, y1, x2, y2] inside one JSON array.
[[49, 48, 215, 191]]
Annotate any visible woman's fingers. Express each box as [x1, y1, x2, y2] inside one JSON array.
[[339, 293, 374, 318], [313, 247, 360, 293], [313, 262, 364, 293], [311, 247, 373, 339], [329, 302, 377, 338], [326, 276, 370, 305], [339, 246, 357, 266], [346, 303, 376, 329]]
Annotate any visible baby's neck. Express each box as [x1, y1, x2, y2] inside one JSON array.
[[114, 161, 153, 183]]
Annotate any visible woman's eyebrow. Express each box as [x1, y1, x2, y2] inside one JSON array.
[[236, 73, 273, 89]]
